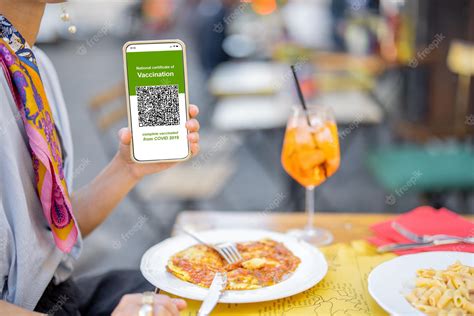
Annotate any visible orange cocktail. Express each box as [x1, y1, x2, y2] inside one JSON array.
[[281, 120, 340, 188], [281, 105, 340, 246]]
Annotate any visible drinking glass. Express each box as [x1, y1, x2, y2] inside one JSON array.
[[281, 104, 340, 246]]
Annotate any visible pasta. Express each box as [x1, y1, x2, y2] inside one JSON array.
[[405, 261, 474, 316]]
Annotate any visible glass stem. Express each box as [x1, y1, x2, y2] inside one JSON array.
[[305, 186, 315, 230]]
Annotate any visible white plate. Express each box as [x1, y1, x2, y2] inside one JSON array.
[[140, 229, 328, 303], [368, 251, 474, 316]]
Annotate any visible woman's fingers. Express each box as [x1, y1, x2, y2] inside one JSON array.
[[155, 305, 170, 316], [153, 294, 180, 315], [171, 298, 187, 311], [191, 142, 200, 156], [112, 294, 185, 316], [189, 104, 199, 118], [118, 128, 132, 145], [185, 118, 200, 132], [186, 116, 200, 156], [187, 132, 199, 143]]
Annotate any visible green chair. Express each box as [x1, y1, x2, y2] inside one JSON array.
[[367, 144, 474, 209]]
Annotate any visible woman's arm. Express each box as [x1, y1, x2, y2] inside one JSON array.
[[70, 148, 139, 237], [0, 301, 45, 315], [72, 105, 200, 237]]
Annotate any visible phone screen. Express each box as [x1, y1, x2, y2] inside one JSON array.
[[124, 41, 189, 162]]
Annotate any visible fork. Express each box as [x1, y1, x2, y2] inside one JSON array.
[[180, 228, 243, 264], [391, 222, 474, 243]]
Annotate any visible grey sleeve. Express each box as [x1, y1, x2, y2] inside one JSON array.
[[0, 76, 14, 301], [0, 193, 13, 300]]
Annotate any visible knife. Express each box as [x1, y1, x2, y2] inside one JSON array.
[[377, 238, 466, 253], [197, 272, 227, 316]]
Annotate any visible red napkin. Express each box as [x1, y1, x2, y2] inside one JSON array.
[[368, 206, 474, 255]]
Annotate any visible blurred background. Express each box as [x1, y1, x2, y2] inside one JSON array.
[[35, 0, 473, 276]]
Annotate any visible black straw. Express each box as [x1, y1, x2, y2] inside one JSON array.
[[290, 65, 312, 127]]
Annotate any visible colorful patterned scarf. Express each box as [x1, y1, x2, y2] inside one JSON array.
[[0, 15, 78, 253]]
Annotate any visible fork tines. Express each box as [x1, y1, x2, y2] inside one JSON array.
[[216, 243, 242, 264]]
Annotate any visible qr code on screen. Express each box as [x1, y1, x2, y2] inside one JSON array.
[[136, 85, 180, 127]]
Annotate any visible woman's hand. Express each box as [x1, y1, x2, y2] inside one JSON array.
[[111, 294, 186, 316], [116, 104, 200, 180], [72, 105, 200, 237]]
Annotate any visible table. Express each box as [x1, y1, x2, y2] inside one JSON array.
[[169, 211, 473, 315], [173, 211, 402, 241]]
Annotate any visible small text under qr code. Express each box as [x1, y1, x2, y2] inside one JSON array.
[[136, 85, 180, 127]]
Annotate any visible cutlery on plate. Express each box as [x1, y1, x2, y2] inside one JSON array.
[[377, 237, 474, 253], [179, 227, 243, 264], [197, 272, 227, 316], [391, 222, 473, 243]]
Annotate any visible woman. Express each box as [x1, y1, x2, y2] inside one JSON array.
[[0, 0, 199, 315]]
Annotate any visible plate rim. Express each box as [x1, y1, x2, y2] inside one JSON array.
[[140, 228, 328, 303], [368, 251, 474, 316]]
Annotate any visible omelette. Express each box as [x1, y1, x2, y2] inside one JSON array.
[[166, 239, 301, 290]]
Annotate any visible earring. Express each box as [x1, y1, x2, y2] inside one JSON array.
[[60, 4, 77, 34]]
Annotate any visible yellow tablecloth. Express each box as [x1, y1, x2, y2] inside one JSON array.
[[166, 240, 396, 316]]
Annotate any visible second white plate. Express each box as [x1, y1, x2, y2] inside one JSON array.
[[140, 229, 328, 303], [368, 251, 474, 316]]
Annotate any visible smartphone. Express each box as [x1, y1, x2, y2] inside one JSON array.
[[123, 40, 190, 163]]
